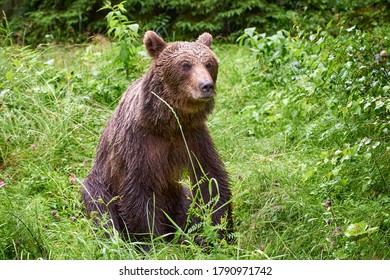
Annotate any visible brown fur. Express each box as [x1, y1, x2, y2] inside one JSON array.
[[82, 31, 232, 240]]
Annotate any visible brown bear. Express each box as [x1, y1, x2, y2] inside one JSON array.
[[82, 31, 232, 241]]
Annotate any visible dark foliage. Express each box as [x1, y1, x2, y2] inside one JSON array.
[[1, 0, 389, 45]]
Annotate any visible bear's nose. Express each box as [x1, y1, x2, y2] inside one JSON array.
[[200, 81, 215, 98]]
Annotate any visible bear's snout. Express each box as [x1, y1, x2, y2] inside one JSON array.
[[200, 81, 215, 98]]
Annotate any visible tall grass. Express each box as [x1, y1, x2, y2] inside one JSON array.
[[0, 24, 389, 259]]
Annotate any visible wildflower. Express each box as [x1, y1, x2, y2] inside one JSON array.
[[259, 244, 265, 251], [322, 200, 332, 207], [69, 174, 77, 185]]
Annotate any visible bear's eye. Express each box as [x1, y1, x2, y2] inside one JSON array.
[[205, 61, 213, 70], [182, 62, 192, 71]]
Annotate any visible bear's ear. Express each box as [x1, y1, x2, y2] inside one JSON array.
[[196, 32, 213, 47], [143, 31, 167, 59]]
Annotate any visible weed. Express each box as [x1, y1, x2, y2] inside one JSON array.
[[100, 1, 142, 77]]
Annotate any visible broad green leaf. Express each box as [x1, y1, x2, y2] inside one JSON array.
[[5, 70, 14, 81], [344, 222, 379, 237], [129, 23, 139, 33], [346, 26, 356, 32], [13, 59, 22, 68], [244, 27, 256, 37], [326, 20, 333, 30]]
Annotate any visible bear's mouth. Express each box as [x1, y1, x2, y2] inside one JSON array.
[[190, 89, 215, 101], [178, 95, 213, 113], [194, 95, 213, 102]]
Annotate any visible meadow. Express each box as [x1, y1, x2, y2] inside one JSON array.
[[0, 23, 389, 259]]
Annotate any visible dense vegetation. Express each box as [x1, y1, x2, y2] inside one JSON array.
[[1, 0, 390, 43], [0, 1, 389, 260]]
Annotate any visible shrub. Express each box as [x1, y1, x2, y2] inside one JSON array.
[[229, 24, 389, 259], [238, 24, 389, 206], [1, 0, 389, 43]]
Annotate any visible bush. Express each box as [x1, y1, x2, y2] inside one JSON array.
[[238, 25, 389, 198], [1, 0, 389, 44], [0, 0, 106, 44], [235, 27, 389, 259]]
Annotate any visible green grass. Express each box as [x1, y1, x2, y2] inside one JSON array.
[[0, 26, 389, 259]]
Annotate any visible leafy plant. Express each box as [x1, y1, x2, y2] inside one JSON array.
[[1, 0, 390, 43], [100, 1, 141, 77], [0, 10, 12, 46], [234, 25, 389, 259], [344, 222, 379, 238]]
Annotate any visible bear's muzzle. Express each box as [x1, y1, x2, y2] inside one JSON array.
[[199, 81, 215, 99]]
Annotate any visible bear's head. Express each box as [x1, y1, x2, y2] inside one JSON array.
[[143, 31, 219, 113]]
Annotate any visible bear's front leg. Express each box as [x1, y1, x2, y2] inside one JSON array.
[[186, 126, 233, 237]]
